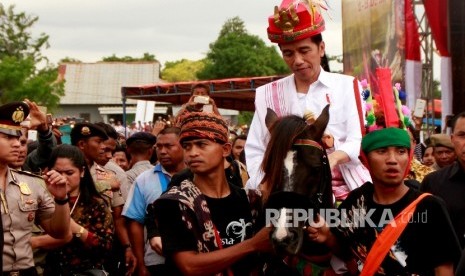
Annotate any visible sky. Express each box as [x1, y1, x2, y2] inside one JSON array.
[[2, 0, 344, 68]]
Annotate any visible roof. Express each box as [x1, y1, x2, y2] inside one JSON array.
[[59, 62, 161, 105], [121, 75, 286, 111]]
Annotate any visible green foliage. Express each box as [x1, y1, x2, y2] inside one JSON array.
[[60, 57, 82, 63], [161, 59, 205, 82], [197, 17, 289, 80], [432, 79, 441, 99], [0, 4, 64, 109], [238, 111, 254, 127], [0, 4, 49, 62], [218, 17, 248, 38], [101, 52, 157, 62]]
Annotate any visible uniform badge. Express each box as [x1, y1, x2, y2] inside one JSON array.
[[19, 182, 32, 195], [25, 199, 35, 204], [12, 106, 25, 123], [27, 212, 35, 222], [81, 126, 91, 136]]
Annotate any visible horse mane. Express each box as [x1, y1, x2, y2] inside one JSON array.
[[260, 115, 308, 201]]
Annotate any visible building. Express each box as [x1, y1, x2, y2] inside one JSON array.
[[56, 61, 166, 123]]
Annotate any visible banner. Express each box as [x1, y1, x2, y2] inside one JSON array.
[[342, 0, 405, 96]]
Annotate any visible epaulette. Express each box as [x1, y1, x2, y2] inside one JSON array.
[[10, 168, 48, 191], [10, 168, 43, 179]]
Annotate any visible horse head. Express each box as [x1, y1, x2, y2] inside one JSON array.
[[261, 105, 333, 256]]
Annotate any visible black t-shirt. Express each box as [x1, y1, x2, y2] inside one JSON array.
[[156, 183, 257, 275], [332, 182, 461, 275]]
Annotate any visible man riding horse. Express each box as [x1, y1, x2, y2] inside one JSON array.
[[246, 0, 371, 202]]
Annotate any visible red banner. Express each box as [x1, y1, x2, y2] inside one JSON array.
[[405, 0, 421, 61]]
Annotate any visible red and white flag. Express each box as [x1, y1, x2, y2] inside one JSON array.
[[404, 0, 422, 111]]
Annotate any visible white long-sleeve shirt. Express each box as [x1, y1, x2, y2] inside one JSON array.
[[245, 69, 369, 189]]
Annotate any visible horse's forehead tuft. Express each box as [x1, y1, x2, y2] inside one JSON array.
[[283, 150, 296, 191]]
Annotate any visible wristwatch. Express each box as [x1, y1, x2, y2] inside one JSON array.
[[54, 195, 69, 205], [75, 226, 84, 238]]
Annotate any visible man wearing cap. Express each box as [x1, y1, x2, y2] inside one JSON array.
[[429, 133, 456, 170], [8, 100, 61, 275], [422, 112, 465, 248], [0, 101, 71, 275], [123, 127, 185, 275], [125, 131, 157, 186], [307, 127, 460, 275], [71, 123, 116, 202], [148, 112, 271, 275], [245, 0, 370, 200]]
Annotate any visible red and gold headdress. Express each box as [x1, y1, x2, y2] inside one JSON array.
[[267, 0, 328, 43]]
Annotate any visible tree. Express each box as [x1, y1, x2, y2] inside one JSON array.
[[195, 17, 289, 126], [432, 80, 441, 99], [59, 57, 82, 63], [197, 17, 289, 80], [218, 17, 248, 38], [0, 4, 64, 109], [101, 52, 157, 62], [161, 59, 205, 82]]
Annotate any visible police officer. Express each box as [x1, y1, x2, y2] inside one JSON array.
[[70, 123, 136, 274], [70, 123, 118, 202], [0, 101, 71, 275]]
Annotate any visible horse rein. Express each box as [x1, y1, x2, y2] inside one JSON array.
[[293, 139, 324, 152], [292, 138, 331, 208]]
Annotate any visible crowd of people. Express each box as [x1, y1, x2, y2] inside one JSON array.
[[2, 0, 465, 276]]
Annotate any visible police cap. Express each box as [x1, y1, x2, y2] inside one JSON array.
[[0, 101, 30, 137], [71, 123, 109, 146]]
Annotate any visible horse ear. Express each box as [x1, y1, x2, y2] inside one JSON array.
[[265, 108, 279, 132], [311, 104, 330, 139]]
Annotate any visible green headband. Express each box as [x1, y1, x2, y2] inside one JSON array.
[[362, 128, 411, 153]]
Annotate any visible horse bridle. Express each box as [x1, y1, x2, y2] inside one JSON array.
[[293, 138, 331, 209]]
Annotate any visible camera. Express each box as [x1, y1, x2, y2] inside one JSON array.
[[193, 95, 210, 105], [46, 113, 54, 125]]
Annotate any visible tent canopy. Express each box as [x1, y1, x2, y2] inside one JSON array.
[[121, 75, 286, 111]]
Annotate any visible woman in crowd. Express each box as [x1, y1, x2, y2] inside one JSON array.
[[31, 144, 114, 275], [422, 144, 436, 167]]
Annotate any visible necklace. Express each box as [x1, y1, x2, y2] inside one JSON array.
[[70, 192, 80, 215]]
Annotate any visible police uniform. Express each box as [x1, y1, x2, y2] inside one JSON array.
[[0, 102, 57, 275], [90, 163, 125, 208], [104, 160, 129, 202], [2, 169, 55, 273]]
